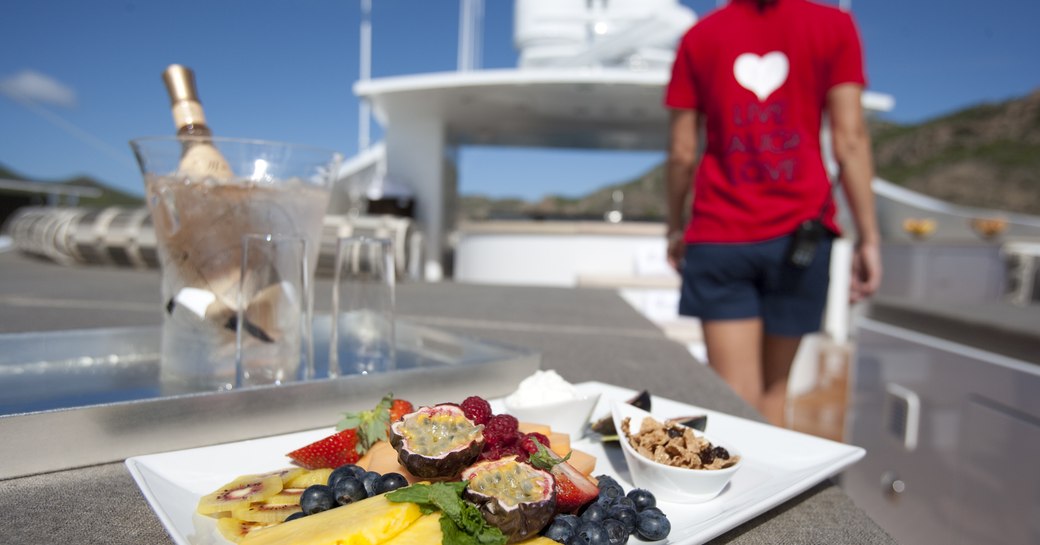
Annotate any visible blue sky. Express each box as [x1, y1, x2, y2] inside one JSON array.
[[1, 0, 1037, 201]]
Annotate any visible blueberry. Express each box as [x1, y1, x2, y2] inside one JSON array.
[[606, 504, 637, 534], [284, 511, 306, 523], [626, 488, 656, 512], [543, 518, 577, 543], [568, 522, 610, 545], [333, 476, 367, 505], [328, 464, 366, 489], [580, 503, 608, 523], [640, 506, 666, 519], [360, 470, 383, 497], [636, 511, 671, 541], [300, 484, 337, 515], [378, 472, 409, 494], [596, 481, 625, 505], [613, 497, 637, 511], [594, 475, 620, 490], [712, 446, 731, 460], [601, 518, 630, 545], [555, 514, 582, 531]]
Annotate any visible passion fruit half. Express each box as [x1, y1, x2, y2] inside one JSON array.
[[389, 404, 485, 479], [462, 456, 557, 543]]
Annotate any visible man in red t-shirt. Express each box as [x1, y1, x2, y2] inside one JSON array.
[[664, 0, 881, 426]]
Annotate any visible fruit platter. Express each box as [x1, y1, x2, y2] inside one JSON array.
[[127, 382, 866, 545]]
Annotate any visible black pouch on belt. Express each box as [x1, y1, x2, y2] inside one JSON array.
[[785, 219, 826, 268]]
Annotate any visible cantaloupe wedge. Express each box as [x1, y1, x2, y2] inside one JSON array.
[[357, 441, 421, 484], [566, 449, 596, 475], [547, 432, 570, 458], [518, 422, 552, 435], [239, 493, 422, 545]]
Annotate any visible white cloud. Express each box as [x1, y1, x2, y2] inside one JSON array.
[[0, 70, 77, 108]]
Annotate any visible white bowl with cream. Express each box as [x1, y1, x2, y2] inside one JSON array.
[[502, 370, 600, 438]]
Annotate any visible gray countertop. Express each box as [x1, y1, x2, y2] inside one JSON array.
[[0, 251, 894, 545]]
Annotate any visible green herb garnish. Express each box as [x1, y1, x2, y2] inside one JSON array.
[[387, 482, 507, 545], [336, 393, 393, 451], [528, 442, 570, 471]]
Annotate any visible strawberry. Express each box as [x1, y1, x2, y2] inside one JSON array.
[[552, 468, 601, 514], [390, 399, 415, 424], [528, 443, 600, 514], [286, 429, 359, 469]]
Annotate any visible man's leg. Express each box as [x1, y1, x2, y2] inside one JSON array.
[[703, 318, 764, 412], [761, 334, 802, 427]]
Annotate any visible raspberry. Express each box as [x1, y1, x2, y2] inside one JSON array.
[[460, 396, 493, 426], [484, 414, 520, 447], [478, 445, 510, 462], [520, 432, 551, 454]]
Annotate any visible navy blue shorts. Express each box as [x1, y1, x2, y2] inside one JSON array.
[[678, 234, 832, 337]]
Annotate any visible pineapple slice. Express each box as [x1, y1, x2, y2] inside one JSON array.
[[381, 513, 442, 545], [239, 494, 422, 545], [381, 513, 559, 545]]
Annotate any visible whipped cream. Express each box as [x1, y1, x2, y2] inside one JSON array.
[[505, 370, 581, 408]]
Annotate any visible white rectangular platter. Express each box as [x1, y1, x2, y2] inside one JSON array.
[[126, 381, 865, 545]]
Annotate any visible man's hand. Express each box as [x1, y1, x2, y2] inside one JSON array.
[[667, 232, 685, 272], [850, 239, 881, 303]]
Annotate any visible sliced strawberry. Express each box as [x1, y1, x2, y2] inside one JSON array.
[[390, 399, 414, 424], [549, 459, 600, 514], [286, 429, 359, 469], [528, 443, 600, 514]]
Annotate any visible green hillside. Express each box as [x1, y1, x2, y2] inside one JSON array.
[[0, 164, 143, 208]]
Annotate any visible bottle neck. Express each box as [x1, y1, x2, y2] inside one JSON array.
[[171, 100, 213, 136]]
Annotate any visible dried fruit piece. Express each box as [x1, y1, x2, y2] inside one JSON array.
[[197, 474, 283, 515], [590, 390, 651, 437], [462, 456, 556, 543], [390, 404, 485, 478]]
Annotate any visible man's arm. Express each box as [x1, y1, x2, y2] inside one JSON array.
[[827, 83, 882, 302], [666, 109, 699, 271]]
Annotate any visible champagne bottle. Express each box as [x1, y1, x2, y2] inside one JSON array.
[[162, 64, 233, 179]]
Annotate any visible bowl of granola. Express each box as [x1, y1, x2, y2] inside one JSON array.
[[611, 402, 741, 503]]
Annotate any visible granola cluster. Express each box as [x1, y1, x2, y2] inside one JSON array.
[[621, 416, 739, 470]]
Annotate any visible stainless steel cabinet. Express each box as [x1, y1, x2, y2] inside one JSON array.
[[844, 318, 1040, 545]]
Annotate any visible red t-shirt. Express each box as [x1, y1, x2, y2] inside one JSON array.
[[665, 0, 867, 243]]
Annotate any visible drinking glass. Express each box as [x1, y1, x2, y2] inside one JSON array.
[[330, 236, 396, 377], [130, 136, 338, 394], [235, 234, 312, 388]]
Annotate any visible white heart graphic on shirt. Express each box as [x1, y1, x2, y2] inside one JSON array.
[[734, 52, 789, 102]]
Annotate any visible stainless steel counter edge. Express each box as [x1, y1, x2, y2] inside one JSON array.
[[0, 352, 539, 480]]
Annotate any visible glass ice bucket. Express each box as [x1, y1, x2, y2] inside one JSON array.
[[130, 136, 339, 394]]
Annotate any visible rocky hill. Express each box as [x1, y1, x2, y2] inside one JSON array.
[[460, 88, 1040, 220]]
